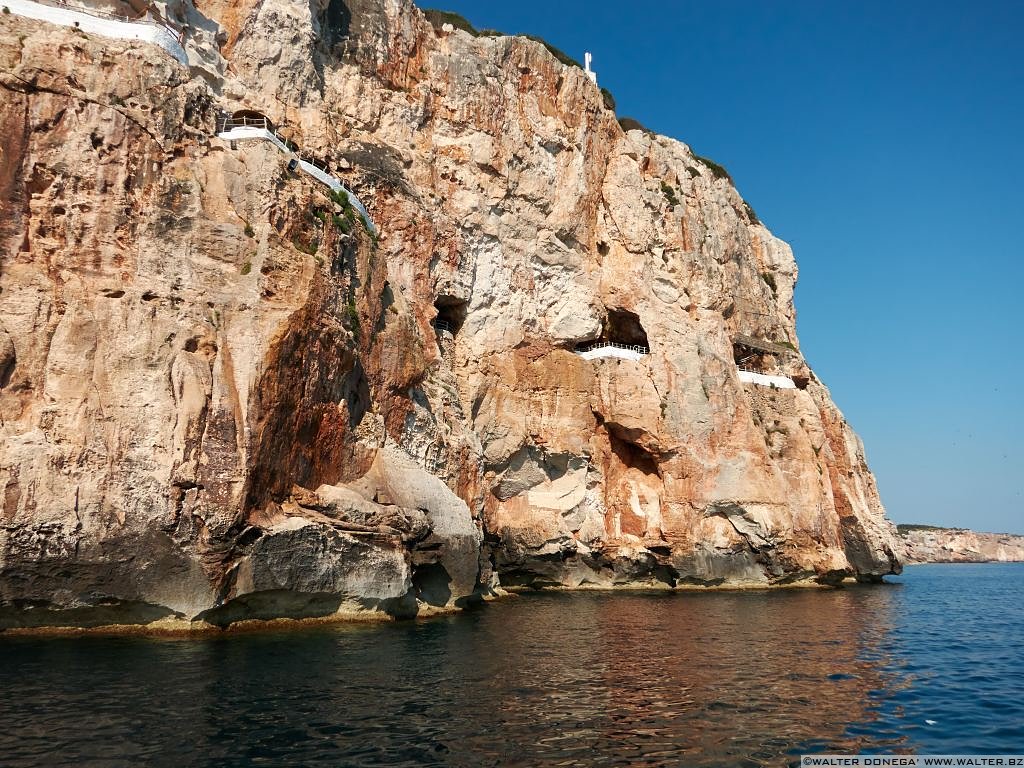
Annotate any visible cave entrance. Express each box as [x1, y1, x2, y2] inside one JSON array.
[[230, 109, 274, 130], [605, 309, 649, 348], [323, 0, 352, 46], [732, 334, 794, 373], [433, 296, 468, 336], [575, 309, 650, 355]]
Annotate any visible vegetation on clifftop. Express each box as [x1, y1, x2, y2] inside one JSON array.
[[897, 524, 956, 533], [422, 10, 580, 68], [422, 9, 479, 35], [693, 153, 732, 182], [618, 116, 652, 134], [422, 9, 768, 233]]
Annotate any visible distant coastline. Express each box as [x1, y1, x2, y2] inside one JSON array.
[[897, 524, 1024, 564]]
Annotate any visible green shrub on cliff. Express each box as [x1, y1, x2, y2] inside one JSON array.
[[660, 181, 679, 207], [743, 201, 760, 225], [330, 188, 349, 208], [292, 235, 318, 256], [522, 34, 581, 68], [897, 524, 947, 533], [693, 153, 732, 182], [600, 87, 616, 111], [423, 9, 478, 35], [618, 117, 652, 134], [346, 299, 361, 340], [424, 9, 584, 73]]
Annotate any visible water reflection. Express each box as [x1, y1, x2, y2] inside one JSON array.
[[468, 588, 912, 766], [7, 568, 1022, 767]]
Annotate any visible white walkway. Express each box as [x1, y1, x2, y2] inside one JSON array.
[[737, 369, 796, 389], [4, 0, 188, 65], [577, 341, 648, 362], [216, 120, 376, 235]]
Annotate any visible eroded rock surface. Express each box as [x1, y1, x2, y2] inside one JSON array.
[[0, 0, 901, 630]]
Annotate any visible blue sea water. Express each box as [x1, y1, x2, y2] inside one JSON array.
[[0, 563, 1022, 766]]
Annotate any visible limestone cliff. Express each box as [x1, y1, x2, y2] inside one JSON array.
[[899, 526, 1024, 564], [0, 0, 902, 630]]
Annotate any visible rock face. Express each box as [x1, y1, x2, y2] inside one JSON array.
[[0, 0, 901, 630], [899, 526, 1024, 564]]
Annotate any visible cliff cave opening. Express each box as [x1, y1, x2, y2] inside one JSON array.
[[608, 427, 660, 477], [323, 0, 352, 45], [604, 309, 649, 348], [433, 296, 468, 336], [576, 309, 649, 351], [732, 335, 794, 373], [733, 342, 770, 371], [412, 562, 452, 607], [229, 109, 274, 131]]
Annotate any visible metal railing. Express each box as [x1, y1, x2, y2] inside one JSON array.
[[31, 0, 180, 35], [216, 117, 334, 172], [216, 113, 377, 234], [217, 116, 272, 130], [576, 341, 649, 355], [5, 0, 189, 63], [217, 116, 292, 147], [433, 320, 451, 332]]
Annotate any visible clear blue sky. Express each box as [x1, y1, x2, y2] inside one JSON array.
[[429, 0, 1023, 532]]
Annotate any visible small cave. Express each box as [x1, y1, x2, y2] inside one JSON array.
[[412, 562, 452, 607], [732, 340, 781, 374], [223, 109, 274, 134], [732, 334, 804, 382], [575, 308, 650, 353], [433, 296, 468, 336], [608, 427, 660, 477], [323, 0, 352, 45], [231, 109, 271, 125], [341, 359, 371, 428], [605, 309, 649, 347], [0, 345, 14, 389]]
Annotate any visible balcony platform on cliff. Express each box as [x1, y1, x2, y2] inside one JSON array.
[[732, 333, 804, 387], [215, 114, 377, 235], [732, 334, 797, 357], [575, 341, 649, 362], [3, 0, 188, 65], [737, 369, 797, 389]]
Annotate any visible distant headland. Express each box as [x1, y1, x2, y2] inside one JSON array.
[[898, 525, 1024, 564]]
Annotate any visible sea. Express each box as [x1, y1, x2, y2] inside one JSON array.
[[1, 563, 1022, 766]]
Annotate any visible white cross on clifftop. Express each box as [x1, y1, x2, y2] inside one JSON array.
[[584, 51, 597, 84]]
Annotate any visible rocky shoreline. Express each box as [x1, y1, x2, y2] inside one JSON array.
[[2, 577, 892, 636], [898, 525, 1024, 564]]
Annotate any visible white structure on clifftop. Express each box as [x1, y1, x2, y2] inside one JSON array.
[[3, 0, 188, 65], [584, 51, 597, 84]]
